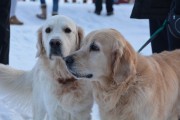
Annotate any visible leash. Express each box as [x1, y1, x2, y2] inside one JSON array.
[[138, 20, 168, 53]]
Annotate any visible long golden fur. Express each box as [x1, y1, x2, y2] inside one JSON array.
[[65, 29, 180, 120], [0, 15, 93, 120]]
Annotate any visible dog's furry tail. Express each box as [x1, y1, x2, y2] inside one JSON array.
[[0, 64, 33, 118]]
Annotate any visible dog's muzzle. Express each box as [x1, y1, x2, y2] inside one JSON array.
[[64, 55, 74, 68], [49, 39, 63, 58], [64, 56, 93, 79]]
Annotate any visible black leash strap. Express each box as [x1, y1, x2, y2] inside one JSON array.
[[138, 20, 167, 53]]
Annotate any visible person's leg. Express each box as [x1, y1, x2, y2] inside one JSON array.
[[40, 0, 46, 4], [37, 0, 47, 19], [106, 0, 113, 15], [175, 0, 180, 14], [95, 0, 102, 15], [149, 19, 169, 53], [10, 0, 17, 17], [9, 0, 23, 25], [52, 0, 59, 15], [167, 29, 180, 50], [83, 0, 87, 3], [168, 1, 180, 50], [0, 0, 11, 64]]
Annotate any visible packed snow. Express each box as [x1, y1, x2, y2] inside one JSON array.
[[0, 0, 151, 120]]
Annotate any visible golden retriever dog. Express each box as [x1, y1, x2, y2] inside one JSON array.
[[64, 29, 180, 120], [0, 15, 93, 120]]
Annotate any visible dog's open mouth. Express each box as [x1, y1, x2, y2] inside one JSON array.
[[69, 69, 93, 79], [49, 53, 63, 59], [49, 49, 63, 59]]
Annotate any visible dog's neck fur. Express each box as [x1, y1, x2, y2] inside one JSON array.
[[38, 55, 82, 92], [93, 74, 136, 106], [57, 77, 76, 84], [38, 55, 74, 82], [92, 54, 150, 119]]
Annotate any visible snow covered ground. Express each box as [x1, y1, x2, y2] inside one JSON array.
[[0, 0, 151, 120]]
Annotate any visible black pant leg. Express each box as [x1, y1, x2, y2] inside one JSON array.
[[167, 29, 180, 50], [95, 0, 102, 12], [149, 19, 169, 53], [175, 0, 180, 14], [106, 0, 113, 13], [0, 0, 11, 65]]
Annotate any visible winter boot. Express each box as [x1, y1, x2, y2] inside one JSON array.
[[52, 12, 58, 16], [36, 4, 47, 20], [107, 11, 114, 16], [10, 16, 24, 25]]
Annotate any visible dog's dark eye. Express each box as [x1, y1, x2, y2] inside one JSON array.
[[45, 27, 51, 33], [64, 27, 71, 33], [90, 43, 100, 52]]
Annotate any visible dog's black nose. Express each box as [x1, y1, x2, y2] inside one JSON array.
[[49, 39, 61, 48], [64, 56, 74, 66]]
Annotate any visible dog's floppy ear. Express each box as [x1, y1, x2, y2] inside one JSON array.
[[112, 39, 137, 85], [36, 27, 45, 57], [76, 26, 84, 50]]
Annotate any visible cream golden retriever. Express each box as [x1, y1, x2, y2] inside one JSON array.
[[0, 15, 93, 120], [64, 29, 180, 120]]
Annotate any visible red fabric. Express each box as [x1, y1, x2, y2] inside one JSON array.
[[114, 0, 130, 4], [93, 0, 130, 4]]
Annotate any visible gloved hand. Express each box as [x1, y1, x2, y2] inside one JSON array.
[[167, 7, 180, 38]]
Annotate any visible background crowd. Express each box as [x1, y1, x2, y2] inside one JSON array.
[[0, 0, 179, 66]]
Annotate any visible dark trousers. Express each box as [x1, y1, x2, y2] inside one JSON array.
[[95, 0, 113, 13], [149, 19, 169, 53], [167, 29, 180, 50], [40, 0, 59, 13], [0, 0, 11, 65], [149, 19, 180, 53]]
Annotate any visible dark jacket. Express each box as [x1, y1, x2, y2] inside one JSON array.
[[131, 0, 172, 19]]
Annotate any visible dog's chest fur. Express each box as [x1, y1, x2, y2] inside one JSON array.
[[33, 58, 93, 120], [92, 81, 136, 120]]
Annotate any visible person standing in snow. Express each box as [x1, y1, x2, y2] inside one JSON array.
[[10, 0, 24, 25], [0, 0, 11, 64], [94, 0, 114, 16], [131, 0, 180, 53], [36, 0, 59, 20]]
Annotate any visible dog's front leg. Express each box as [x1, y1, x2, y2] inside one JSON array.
[[47, 105, 67, 120], [33, 104, 46, 120], [47, 103, 72, 120], [33, 81, 46, 120], [72, 110, 91, 120], [33, 93, 46, 120]]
